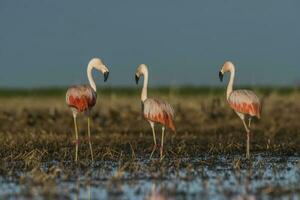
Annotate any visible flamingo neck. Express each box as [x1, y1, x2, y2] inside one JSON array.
[[141, 70, 148, 102], [87, 64, 97, 92], [226, 66, 235, 100]]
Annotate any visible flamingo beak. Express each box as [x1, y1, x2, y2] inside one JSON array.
[[219, 71, 223, 82], [104, 71, 109, 82], [135, 75, 140, 84]]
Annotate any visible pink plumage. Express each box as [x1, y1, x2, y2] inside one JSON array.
[[66, 85, 97, 112], [228, 90, 261, 119], [143, 98, 176, 132]]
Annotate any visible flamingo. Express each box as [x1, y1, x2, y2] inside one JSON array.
[[219, 61, 261, 159], [66, 58, 109, 162], [135, 64, 176, 160]]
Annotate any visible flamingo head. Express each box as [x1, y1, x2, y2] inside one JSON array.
[[135, 64, 148, 85], [89, 58, 110, 82], [219, 61, 234, 82]]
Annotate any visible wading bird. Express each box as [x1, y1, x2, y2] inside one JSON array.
[[66, 58, 109, 162], [135, 64, 176, 160], [219, 61, 261, 159]]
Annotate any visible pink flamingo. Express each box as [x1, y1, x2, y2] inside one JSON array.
[[219, 61, 261, 159], [135, 64, 176, 160], [66, 58, 109, 162]]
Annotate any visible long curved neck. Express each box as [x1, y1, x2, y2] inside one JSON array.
[[226, 66, 235, 100], [87, 64, 96, 92], [141, 70, 148, 102]]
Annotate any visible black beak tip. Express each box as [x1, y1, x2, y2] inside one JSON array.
[[219, 71, 223, 82], [135, 75, 139, 85], [104, 71, 109, 82]]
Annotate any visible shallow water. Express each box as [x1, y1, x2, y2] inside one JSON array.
[[1, 154, 300, 200]]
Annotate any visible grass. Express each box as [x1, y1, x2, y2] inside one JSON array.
[[0, 88, 300, 164], [0, 87, 300, 198], [0, 86, 299, 97]]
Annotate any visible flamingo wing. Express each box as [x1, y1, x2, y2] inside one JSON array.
[[228, 90, 261, 118], [66, 85, 97, 112], [142, 98, 176, 132]]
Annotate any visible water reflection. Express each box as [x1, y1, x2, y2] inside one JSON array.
[[1, 154, 300, 199], [146, 184, 169, 200]]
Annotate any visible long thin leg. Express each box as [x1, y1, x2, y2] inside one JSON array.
[[242, 119, 250, 159], [87, 116, 94, 162], [73, 115, 79, 162], [150, 121, 157, 159], [248, 117, 252, 128], [151, 122, 157, 146], [160, 126, 165, 161]]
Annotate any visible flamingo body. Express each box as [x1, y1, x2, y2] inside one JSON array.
[[219, 61, 262, 159], [228, 90, 261, 119], [135, 64, 176, 160], [143, 98, 176, 132], [66, 85, 97, 112], [66, 58, 109, 162]]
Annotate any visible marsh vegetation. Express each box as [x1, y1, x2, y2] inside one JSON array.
[[0, 88, 300, 199]]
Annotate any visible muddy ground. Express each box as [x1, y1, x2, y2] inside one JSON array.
[[0, 90, 300, 199]]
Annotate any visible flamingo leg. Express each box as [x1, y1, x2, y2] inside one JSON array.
[[242, 119, 250, 159], [248, 117, 252, 128], [73, 116, 79, 162], [160, 126, 165, 161], [150, 121, 157, 159], [87, 116, 94, 162]]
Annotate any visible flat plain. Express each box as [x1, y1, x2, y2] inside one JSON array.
[[0, 87, 300, 199]]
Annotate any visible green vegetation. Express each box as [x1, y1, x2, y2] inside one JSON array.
[[0, 86, 299, 97]]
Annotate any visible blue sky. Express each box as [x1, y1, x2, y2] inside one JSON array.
[[0, 0, 299, 88]]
